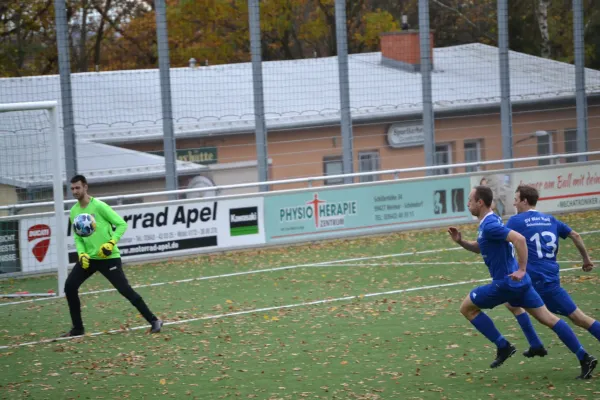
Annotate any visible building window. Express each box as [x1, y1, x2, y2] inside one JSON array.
[[564, 129, 578, 163], [16, 188, 53, 203], [323, 156, 344, 185], [464, 140, 482, 172], [537, 131, 554, 166], [358, 151, 380, 182], [434, 143, 452, 175]]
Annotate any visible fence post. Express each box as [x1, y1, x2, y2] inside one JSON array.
[[335, 0, 355, 184], [418, 0, 435, 175], [573, 0, 588, 162], [498, 0, 513, 169], [154, 0, 178, 197], [249, 0, 269, 191], [53, 0, 77, 182]]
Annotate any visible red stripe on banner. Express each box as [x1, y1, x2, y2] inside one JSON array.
[[539, 191, 600, 201]]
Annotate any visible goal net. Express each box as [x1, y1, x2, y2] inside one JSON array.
[[0, 102, 69, 298]]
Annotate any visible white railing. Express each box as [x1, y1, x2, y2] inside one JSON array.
[[1, 150, 599, 215]]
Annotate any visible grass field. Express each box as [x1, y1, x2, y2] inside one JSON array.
[[1, 211, 599, 399]]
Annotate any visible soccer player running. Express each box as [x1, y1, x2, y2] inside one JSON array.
[[61, 175, 163, 337], [448, 186, 596, 379], [502, 185, 599, 366]]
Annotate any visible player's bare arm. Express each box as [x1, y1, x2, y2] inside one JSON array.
[[568, 230, 594, 272], [448, 227, 480, 254], [506, 230, 527, 281]]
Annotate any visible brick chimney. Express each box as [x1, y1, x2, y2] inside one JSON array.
[[380, 30, 434, 72]]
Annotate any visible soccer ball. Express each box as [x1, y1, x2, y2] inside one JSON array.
[[73, 213, 96, 237]]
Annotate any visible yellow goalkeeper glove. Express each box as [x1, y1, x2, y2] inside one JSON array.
[[98, 239, 117, 258], [79, 253, 90, 270]]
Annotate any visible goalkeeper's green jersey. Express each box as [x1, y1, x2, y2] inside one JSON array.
[[70, 197, 127, 260]]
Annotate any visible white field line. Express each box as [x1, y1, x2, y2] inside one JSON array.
[[0, 247, 467, 306], [0, 267, 585, 350], [2, 229, 599, 308], [330, 260, 600, 267]]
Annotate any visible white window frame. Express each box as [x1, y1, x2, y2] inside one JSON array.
[[537, 131, 554, 166], [358, 150, 380, 182], [434, 143, 452, 175], [564, 128, 578, 163], [463, 140, 482, 172], [323, 155, 344, 185]]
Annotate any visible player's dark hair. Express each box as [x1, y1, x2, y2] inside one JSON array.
[[70, 175, 88, 185], [516, 185, 539, 206], [473, 185, 493, 207]]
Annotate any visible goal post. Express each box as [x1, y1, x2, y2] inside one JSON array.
[[0, 101, 69, 297]]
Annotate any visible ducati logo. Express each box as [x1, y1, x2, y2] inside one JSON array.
[[28, 224, 51, 262]]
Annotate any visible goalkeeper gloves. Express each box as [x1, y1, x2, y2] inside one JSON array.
[[98, 239, 117, 258], [79, 253, 90, 270]]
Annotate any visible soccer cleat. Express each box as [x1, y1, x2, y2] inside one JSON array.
[[523, 346, 548, 358], [60, 328, 85, 337], [577, 353, 597, 379], [150, 319, 163, 334], [490, 343, 517, 368]]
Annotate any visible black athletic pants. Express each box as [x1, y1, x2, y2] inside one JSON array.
[[64, 258, 157, 331]]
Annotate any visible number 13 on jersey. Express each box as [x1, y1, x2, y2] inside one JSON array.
[[530, 231, 557, 259]]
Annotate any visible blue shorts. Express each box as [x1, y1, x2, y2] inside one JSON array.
[[470, 281, 544, 310], [534, 282, 578, 316]]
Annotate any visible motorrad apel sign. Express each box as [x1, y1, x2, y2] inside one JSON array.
[[18, 198, 265, 273]]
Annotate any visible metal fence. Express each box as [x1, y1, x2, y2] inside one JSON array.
[[1, 0, 600, 203]]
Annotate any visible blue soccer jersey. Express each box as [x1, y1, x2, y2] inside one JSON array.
[[506, 210, 572, 284], [477, 212, 530, 287]]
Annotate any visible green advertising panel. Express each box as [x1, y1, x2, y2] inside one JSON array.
[[149, 147, 217, 164], [265, 177, 472, 243], [0, 220, 20, 273]]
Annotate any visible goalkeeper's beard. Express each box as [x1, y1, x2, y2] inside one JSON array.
[[74, 193, 88, 203]]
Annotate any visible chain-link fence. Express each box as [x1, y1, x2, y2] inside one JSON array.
[[1, 0, 599, 202]]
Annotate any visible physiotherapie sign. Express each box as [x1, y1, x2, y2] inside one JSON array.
[[265, 176, 472, 242]]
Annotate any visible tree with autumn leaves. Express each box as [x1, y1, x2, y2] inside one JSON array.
[[127, 0, 400, 64], [1, 0, 599, 77]]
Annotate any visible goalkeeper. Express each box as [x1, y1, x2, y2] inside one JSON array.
[[61, 175, 163, 337]]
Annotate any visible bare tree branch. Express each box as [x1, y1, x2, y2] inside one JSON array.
[[91, 1, 153, 58], [584, 8, 599, 33], [431, 0, 497, 44], [93, 0, 111, 68]]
